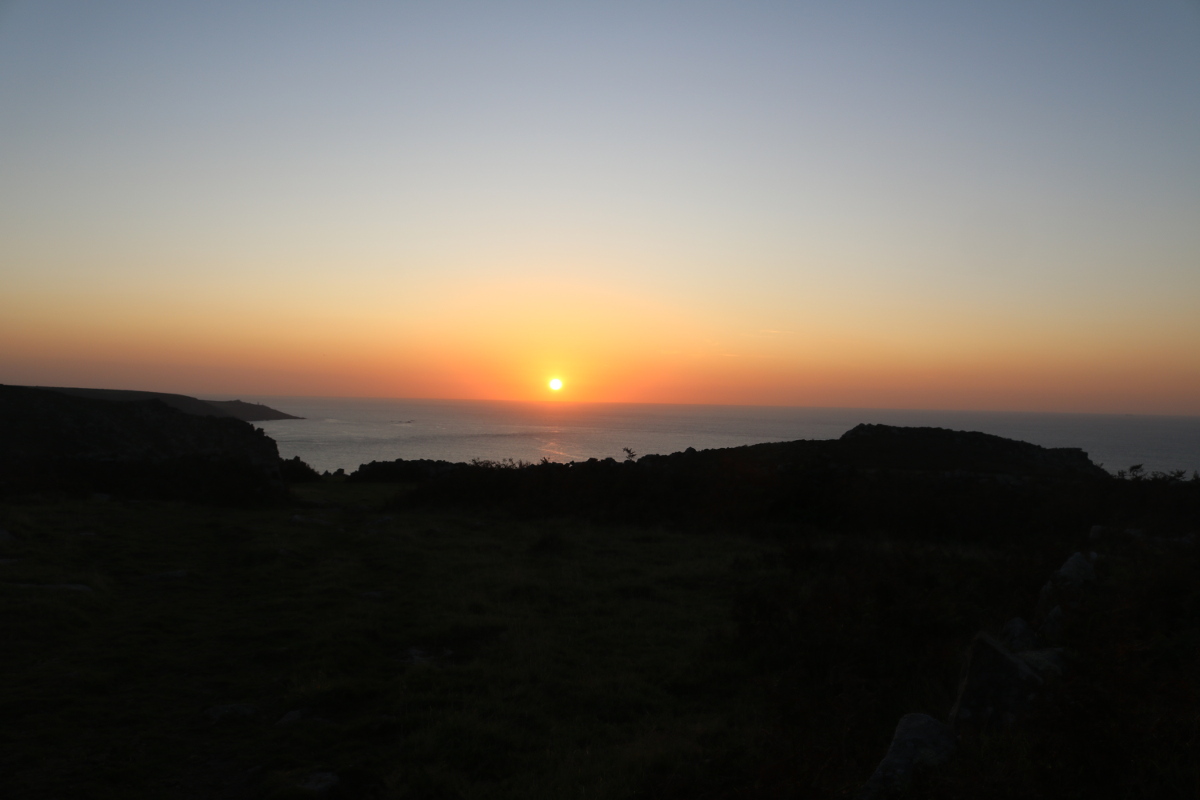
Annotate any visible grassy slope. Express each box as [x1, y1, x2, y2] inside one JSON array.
[[1, 483, 784, 799], [0, 480, 1195, 799]]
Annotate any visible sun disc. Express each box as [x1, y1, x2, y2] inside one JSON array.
[[549, 378, 563, 391]]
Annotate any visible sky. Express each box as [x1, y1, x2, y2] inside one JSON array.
[[1, 1, 1198, 413]]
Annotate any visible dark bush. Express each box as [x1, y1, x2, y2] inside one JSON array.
[[279, 455, 321, 483]]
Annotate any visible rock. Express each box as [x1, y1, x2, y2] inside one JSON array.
[[1017, 648, 1067, 678], [1039, 605, 1065, 645], [1056, 552, 1096, 589], [857, 713, 956, 799], [1035, 579, 1057, 618], [949, 632, 1042, 735], [205, 703, 257, 724], [296, 771, 339, 794], [1000, 617, 1039, 652], [1036, 552, 1096, 619]]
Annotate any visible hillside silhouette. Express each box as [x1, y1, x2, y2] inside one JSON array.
[[350, 423, 1166, 539], [30, 386, 301, 421], [0, 385, 287, 502]]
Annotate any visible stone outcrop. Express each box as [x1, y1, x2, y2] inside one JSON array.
[[948, 632, 1044, 735], [1000, 617, 1040, 652], [1056, 552, 1097, 589], [857, 549, 1106, 793], [857, 713, 956, 799], [1016, 647, 1066, 679], [1035, 550, 1097, 643]]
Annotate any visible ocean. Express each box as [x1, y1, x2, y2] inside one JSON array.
[[236, 397, 1200, 478]]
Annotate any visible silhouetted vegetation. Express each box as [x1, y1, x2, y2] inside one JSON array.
[[352, 425, 1126, 540], [280, 455, 322, 483], [348, 458, 459, 483]]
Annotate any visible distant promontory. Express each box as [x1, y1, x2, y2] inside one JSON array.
[[28, 386, 302, 421]]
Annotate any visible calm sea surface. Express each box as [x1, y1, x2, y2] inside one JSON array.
[[231, 397, 1200, 477]]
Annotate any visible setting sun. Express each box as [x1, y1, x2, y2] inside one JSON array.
[[549, 378, 563, 391]]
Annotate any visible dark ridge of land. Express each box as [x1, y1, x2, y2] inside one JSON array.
[[202, 398, 304, 421], [352, 424, 1171, 540], [28, 385, 302, 421], [0, 384, 285, 503]]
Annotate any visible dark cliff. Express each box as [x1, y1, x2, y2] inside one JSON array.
[[0, 384, 285, 503], [32, 386, 301, 421]]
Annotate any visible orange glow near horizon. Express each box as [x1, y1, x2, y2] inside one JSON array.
[[3, 288, 1199, 415], [2, 263, 1198, 415]]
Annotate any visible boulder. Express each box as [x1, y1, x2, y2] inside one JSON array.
[[1000, 617, 1039, 652], [1017, 648, 1067, 679], [1036, 552, 1097, 620], [857, 713, 956, 799], [1035, 580, 1057, 618], [1056, 552, 1096, 589], [1039, 605, 1065, 645], [949, 632, 1042, 735]]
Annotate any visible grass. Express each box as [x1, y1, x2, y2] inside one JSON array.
[[0, 480, 1195, 798], [0, 484, 783, 798]]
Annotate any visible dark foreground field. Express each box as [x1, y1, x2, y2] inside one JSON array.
[[2, 471, 1197, 799]]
